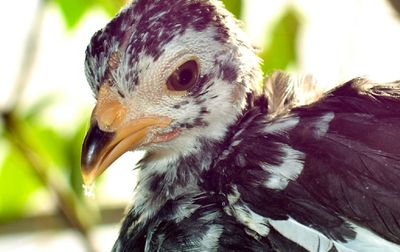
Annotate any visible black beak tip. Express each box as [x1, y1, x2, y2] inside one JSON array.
[[81, 122, 115, 172]]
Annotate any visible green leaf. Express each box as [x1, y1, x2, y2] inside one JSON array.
[[19, 95, 69, 171], [222, 0, 242, 19], [22, 121, 68, 171], [0, 146, 43, 222], [96, 0, 125, 17], [259, 8, 300, 74], [23, 94, 58, 122], [52, 0, 125, 30], [52, 0, 94, 29]]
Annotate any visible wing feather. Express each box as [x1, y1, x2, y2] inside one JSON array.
[[231, 77, 400, 249], [286, 79, 400, 243]]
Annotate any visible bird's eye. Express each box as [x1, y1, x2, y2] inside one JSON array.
[[167, 60, 199, 92]]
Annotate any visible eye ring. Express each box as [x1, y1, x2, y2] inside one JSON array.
[[166, 60, 199, 92]]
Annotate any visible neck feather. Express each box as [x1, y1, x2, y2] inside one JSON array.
[[128, 138, 221, 224], [125, 90, 265, 226]]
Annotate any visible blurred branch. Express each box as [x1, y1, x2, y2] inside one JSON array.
[[2, 113, 96, 252], [5, 0, 45, 111], [388, 0, 400, 16], [0, 206, 124, 235], [0, 1, 98, 251]]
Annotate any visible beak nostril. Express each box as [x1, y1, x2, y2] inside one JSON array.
[[94, 85, 128, 132], [99, 107, 120, 130]]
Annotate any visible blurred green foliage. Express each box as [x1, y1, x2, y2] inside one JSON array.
[[53, 0, 125, 29], [0, 0, 125, 225], [222, 0, 243, 19], [0, 98, 90, 222], [0, 144, 42, 221], [0, 0, 299, 234], [55, 0, 243, 29], [260, 8, 300, 74]]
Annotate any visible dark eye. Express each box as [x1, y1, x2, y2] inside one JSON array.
[[167, 60, 199, 91]]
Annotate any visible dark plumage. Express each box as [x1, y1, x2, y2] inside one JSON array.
[[81, 0, 400, 251]]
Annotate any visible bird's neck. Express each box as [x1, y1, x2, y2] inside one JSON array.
[[128, 138, 223, 224], [126, 92, 267, 226], [118, 96, 268, 245]]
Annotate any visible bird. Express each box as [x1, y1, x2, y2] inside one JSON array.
[[80, 0, 400, 251]]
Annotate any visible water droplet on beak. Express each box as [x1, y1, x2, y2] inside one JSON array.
[[83, 183, 96, 197]]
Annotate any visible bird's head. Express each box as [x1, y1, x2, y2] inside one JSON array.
[[81, 0, 262, 185]]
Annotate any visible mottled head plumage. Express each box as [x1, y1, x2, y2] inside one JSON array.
[[84, 0, 262, 158], [85, 0, 261, 95]]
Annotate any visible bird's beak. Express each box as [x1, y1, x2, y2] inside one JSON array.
[[81, 85, 172, 185]]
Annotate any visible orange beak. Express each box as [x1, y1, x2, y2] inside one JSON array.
[[81, 85, 172, 185]]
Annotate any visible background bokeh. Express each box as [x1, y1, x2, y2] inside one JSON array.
[[1, 0, 400, 251]]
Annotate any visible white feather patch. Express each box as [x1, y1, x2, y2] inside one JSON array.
[[232, 204, 270, 237], [197, 224, 224, 251], [262, 144, 305, 190], [264, 116, 300, 135], [269, 217, 335, 252], [314, 112, 335, 138], [226, 187, 270, 237], [335, 222, 400, 252]]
